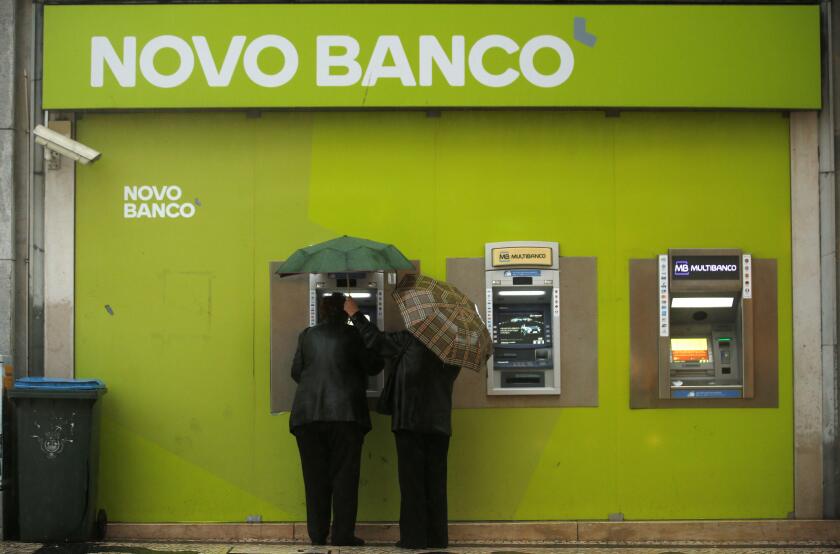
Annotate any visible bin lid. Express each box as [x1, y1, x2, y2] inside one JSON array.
[[11, 377, 106, 391]]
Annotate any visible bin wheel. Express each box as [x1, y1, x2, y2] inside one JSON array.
[[96, 508, 108, 540]]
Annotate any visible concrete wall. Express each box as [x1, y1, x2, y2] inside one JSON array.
[[0, 0, 16, 365]]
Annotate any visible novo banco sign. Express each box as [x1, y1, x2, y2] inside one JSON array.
[[91, 34, 574, 90], [44, 4, 820, 109]]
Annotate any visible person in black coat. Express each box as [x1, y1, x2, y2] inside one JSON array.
[[290, 292, 383, 546], [345, 296, 461, 550]]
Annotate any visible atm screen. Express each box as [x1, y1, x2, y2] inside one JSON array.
[[670, 337, 711, 363], [496, 311, 547, 345], [319, 291, 376, 325]]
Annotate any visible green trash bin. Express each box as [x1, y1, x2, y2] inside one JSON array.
[[8, 377, 107, 542]]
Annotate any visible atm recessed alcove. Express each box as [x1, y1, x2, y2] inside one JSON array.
[[629, 251, 778, 409]]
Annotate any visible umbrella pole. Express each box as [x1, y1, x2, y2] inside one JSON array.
[[345, 251, 351, 295]]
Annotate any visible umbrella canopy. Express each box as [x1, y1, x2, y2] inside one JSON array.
[[393, 274, 492, 372], [275, 235, 415, 275]]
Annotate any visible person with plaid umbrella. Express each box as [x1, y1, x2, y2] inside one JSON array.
[[345, 293, 462, 550]]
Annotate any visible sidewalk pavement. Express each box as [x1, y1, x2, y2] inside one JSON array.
[[2, 543, 840, 554]]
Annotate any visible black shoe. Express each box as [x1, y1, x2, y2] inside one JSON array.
[[311, 539, 327, 546], [395, 540, 427, 549], [331, 536, 365, 546]]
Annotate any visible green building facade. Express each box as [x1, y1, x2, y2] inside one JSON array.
[[34, 3, 824, 523]]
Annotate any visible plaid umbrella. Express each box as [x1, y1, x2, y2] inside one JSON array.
[[392, 274, 491, 372]]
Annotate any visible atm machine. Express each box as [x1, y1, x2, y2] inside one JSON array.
[[658, 248, 751, 399], [485, 241, 561, 395], [309, 272, 386, 397]]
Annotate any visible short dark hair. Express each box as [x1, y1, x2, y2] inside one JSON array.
[[319, 292, 347, 323]]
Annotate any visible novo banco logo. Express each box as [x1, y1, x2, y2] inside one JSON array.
[[89, 25, 595, 90], [123, 185, 197, 219]]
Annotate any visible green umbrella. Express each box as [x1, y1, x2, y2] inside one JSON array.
[[275, 235, 415, 275]]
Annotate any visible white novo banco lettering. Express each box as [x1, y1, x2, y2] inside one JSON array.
[[91, 34, 575, 89], [123, 185, 196, 219]]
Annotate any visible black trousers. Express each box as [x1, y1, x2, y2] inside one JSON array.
[[295, 422, 364, 544], [394, 431, 451, 548]]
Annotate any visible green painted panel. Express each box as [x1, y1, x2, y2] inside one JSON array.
[[44, 4, 820, 109], [76, 110, 792, 521]]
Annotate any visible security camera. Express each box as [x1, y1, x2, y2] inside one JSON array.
[[33, 124, 101, 165]]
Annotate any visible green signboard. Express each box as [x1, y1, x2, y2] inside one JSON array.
[[44, 4, 820, 109]]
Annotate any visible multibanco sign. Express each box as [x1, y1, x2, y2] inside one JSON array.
[[671, 256, 741, 281], [92, 34, 574, 90], [491, 247, 554, 267]]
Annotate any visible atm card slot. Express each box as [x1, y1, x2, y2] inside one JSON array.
[[501, 371, 545, 388], [670, 384, 743, 389], [671, 388, 742, 399]]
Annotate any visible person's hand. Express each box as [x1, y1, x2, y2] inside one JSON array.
[[344, 297, 359, 316]]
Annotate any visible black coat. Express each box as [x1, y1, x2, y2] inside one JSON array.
[[289, 321, 383, 434], [350, 313, 461, 436]]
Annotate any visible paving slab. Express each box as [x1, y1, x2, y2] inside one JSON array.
[[4, 543, 840, 554]]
